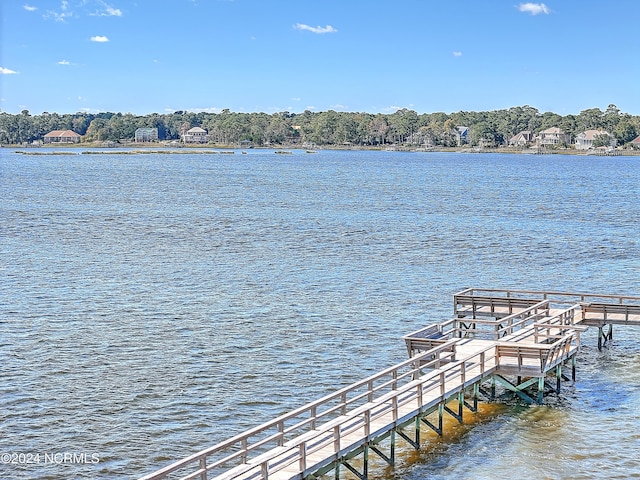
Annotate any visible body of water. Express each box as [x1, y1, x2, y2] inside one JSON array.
[[1, 149, 639, 479]]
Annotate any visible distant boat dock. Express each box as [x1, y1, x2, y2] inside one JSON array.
[[139, 288, 640, 480]]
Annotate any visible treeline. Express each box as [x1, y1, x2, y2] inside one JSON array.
[[1, 104, 639, 147]]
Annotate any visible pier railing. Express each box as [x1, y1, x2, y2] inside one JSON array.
[[454, 287, 640, 307], [140, 288, 628, 480], [581, 303, 640, 325], [405, 300, 553, 344], [139, 340, 497, 480]]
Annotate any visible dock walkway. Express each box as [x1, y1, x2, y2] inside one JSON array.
[[139, 288, 640, 480]]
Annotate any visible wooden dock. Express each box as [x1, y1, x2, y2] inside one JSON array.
[[138, 288, 640, 480]]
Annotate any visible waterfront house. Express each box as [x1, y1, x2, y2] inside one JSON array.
[[631, 135, 640, 149], [43, 130, 81, 144], [182, 127, 209, 144], [538, 127, 570, 146], [575, 130, 616, 150], [455, 126, 469, 146], [135, 127, 159, 142], [509, 130, 534, 147]]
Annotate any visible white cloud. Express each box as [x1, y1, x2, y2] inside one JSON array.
[[58, 60, 71, 65], [108, 7, 122, 15], [518, 3, 550, 15], [90, 2, 123, 17], [46, 11, 72, 22], [294, 23, 337, 34], [90, 35, 110, 42], [0, 67, 18, 74], [24, 5, 37, 11], [186, 107, 223, 113], [453, 51, 463, 57], [44, 1, 122, 21], [45, 1, 72, 22]]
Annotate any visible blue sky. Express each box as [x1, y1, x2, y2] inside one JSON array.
[[2, 0, 639, 116]]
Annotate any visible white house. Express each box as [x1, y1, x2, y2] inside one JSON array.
[[43, 130, 81, 143], [182, 127, 209, 144], [538, 127, 570, 146], [135, 127, 159, 142], [575, 130, 616, 150]]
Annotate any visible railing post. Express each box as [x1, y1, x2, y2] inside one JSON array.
[[333, 425, 340, 454], [364, 409, 370, 437], [199, 457, 207, 480], [241, 438, 247, 463], [299, 443, 306, 472]]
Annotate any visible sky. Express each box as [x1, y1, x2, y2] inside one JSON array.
[[1, 0, 639, 116]]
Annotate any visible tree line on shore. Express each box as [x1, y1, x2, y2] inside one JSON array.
[[1, 104, 638, 148]]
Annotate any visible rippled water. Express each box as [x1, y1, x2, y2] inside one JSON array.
[[1, 149, 639, 479]]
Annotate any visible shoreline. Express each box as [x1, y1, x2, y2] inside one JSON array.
[[7, 143, 640, 157]]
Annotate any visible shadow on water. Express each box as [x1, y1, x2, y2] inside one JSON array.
[[315, 402, 509, 480]]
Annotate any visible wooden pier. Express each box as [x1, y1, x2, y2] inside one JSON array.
[[139, 288, 640, 480]]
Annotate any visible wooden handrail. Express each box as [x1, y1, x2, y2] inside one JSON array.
[[139, 340, 465, 480], [494, 300, 550, 337], [139, 342, 496, 480], [455, 288, 640, 305]]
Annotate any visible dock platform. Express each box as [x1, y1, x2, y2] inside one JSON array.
[[138, 288, 640, 480]]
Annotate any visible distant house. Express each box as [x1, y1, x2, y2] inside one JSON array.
[[509, 130, 534, 147], [182, 127, 209, 144], [575, 130, 616, 150], [631, 135, 640, 149], [538, 127, 570, 146], [135, 127, 159, 142], [43, 130, 81, 144], [455, 126, 469, 146]]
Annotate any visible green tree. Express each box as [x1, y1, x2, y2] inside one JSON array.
[[603, 104, 621, 132], [593, 133, 613, 148], [84, 118, 110, 141], [367, 114, 388, 145], [613, 120, 637, 146], [577, 108, 604, 131]]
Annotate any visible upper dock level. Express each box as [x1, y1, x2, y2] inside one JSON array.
[[138, 288, 640, 480]]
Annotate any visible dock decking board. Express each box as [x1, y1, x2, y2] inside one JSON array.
[[139, 288, 640, 480]]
